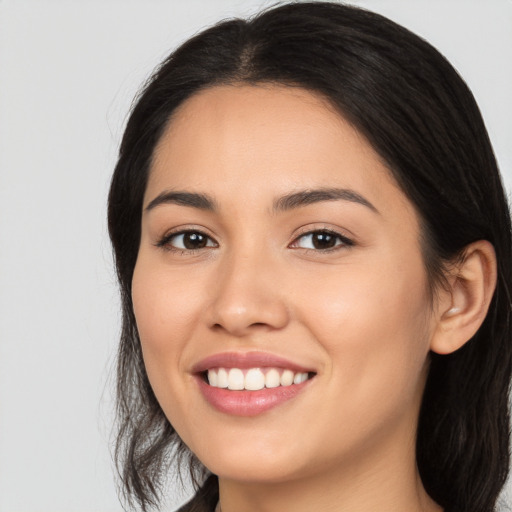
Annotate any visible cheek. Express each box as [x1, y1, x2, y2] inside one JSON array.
[[131, 257, 205, 405], [132, 255, 205, 346], [294, 255, 432, 403], [286, 262, 432, 466], [297, 252, 430, 332]]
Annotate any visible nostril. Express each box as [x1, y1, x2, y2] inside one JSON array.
[[249, 322, 268, 328], [210, 321, 279, 334]]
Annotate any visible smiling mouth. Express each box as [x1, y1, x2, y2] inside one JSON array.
[[204, 367, 316, 391], [195, 355, 316, 416]]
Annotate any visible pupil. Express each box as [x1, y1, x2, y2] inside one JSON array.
[[184, 232, 207, 249], [313, 232, 335, 249]]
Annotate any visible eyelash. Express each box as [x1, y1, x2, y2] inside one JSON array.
[[290, 228, 354, 252], [156, 228, 354, 254]]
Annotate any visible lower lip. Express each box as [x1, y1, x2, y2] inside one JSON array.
[[196, 376, 312, 417]]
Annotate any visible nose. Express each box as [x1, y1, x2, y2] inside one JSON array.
[[206, 250, 290, 337]]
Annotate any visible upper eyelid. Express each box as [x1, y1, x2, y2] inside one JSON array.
[[161, 226, 217, 239], [291, 225, 354, 241]]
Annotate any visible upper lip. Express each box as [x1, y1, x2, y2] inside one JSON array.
[[191, 351, 315, 374]]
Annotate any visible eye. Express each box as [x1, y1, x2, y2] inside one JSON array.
[[157, 230, 217, 251], [291, 230, 353, 251]]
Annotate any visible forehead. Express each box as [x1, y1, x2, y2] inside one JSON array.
[[152, 84, 373, 176], [147, 84, 412, 219]]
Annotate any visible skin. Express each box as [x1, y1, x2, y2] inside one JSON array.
[[131, 84, 491, 512]]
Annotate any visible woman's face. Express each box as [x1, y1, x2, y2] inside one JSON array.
[[132, 85, 439, 484]]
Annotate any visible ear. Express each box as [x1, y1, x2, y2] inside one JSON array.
[[430, 240, 497, 355]]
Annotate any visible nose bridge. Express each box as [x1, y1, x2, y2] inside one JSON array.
[[207, 241, 289, 335]]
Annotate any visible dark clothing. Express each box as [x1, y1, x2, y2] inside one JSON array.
[[176, 475, 219, 512]]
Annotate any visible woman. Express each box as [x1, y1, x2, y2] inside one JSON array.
[[108, 2, 512, 511]]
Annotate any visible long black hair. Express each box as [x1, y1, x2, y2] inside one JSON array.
[[108, 3, 512, 511]]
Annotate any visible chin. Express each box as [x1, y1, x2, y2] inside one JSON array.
[[206, 454, 306, 484], [185, 428, 308, 484]]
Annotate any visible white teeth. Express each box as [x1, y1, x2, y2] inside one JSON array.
[[245, 368, 265, 390], [217, 368, 229, 388], [265, 368, 280, 388], [228, 368, 245, 390], [293, 372, 308, 384], [207, 369, 218, 387], [206, 367, 311, 390], [280, 369, 294, 386]]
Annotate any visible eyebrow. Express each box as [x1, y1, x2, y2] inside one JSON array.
[[145, 187, 378, 214], [145, 191, 217, 212], [272, 188, 378, 213]]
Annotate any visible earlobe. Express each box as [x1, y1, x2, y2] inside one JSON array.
[[430, 240, 497, 355]]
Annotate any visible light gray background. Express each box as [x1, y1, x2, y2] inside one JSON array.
[[0, 1, 510, 511]]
